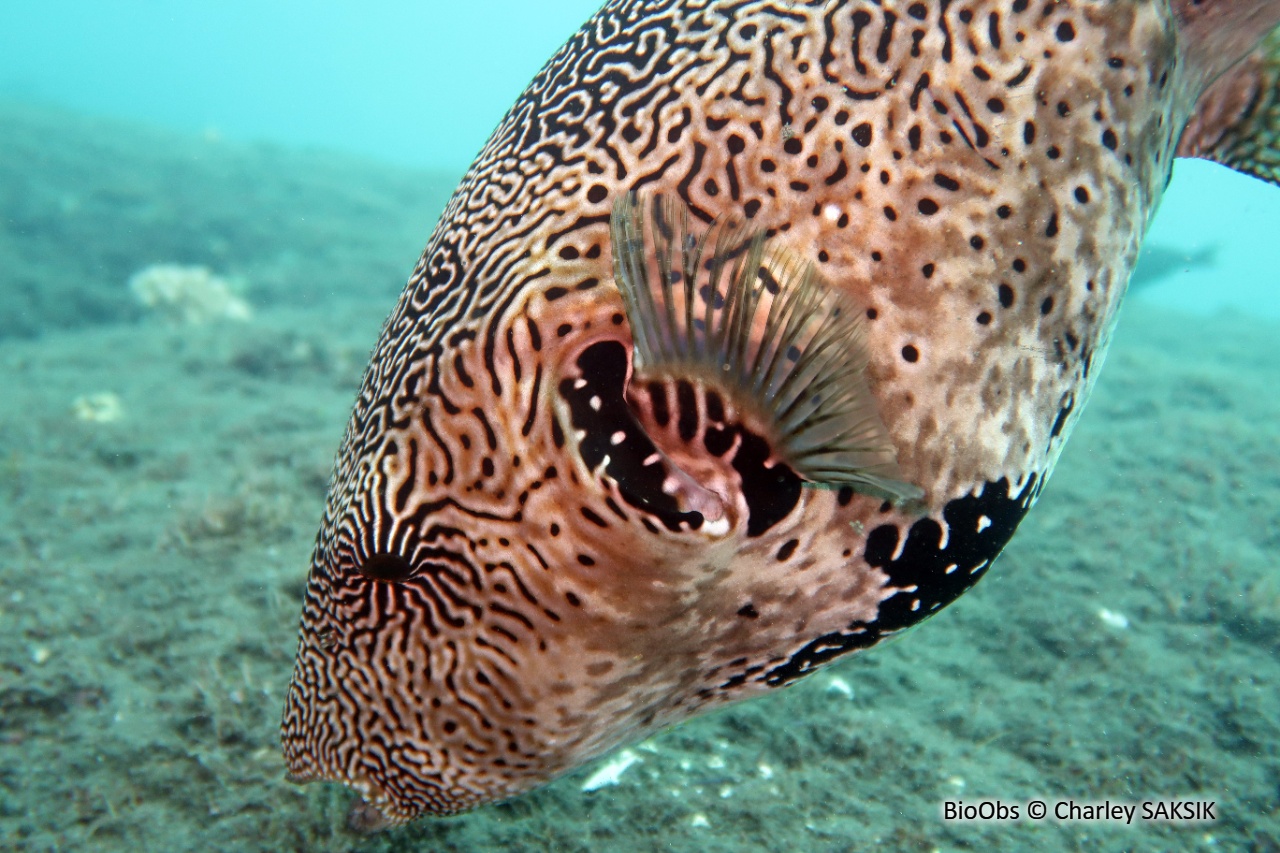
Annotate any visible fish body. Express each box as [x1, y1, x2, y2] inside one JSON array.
[[282, 0, 1280, 829]]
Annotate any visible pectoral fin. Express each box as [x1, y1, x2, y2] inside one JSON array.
[[1178, 26, 1280, 188], [610, 194, 920, 504]]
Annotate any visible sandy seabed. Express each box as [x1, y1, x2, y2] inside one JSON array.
[[1, 101, 1278, 852]]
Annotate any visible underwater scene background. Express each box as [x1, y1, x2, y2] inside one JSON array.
[[1, 2, 1279, 851]]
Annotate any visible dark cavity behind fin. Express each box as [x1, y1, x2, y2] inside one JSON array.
[[1178, 26, 1280, 188], [609, 193, 922, 503]]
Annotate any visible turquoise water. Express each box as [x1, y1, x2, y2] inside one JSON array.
[[0, 1, 599, 171], [1, 3, 1279, 851]]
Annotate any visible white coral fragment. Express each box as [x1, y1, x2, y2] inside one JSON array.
[[72, 392, 124, 423], [129, 264, 251, 325], [1097, 607, 1131, 630], [825, 675, 854, 699], [580, 749, 640, 791]]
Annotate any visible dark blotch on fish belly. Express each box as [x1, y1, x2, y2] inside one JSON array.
[[765, 475, 1039, 687], [868, 475, 1041, 628]]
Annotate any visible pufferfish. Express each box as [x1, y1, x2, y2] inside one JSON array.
[[282, 0, 1280, 830]]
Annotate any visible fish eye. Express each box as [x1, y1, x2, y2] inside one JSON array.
[[356, 552, 416, 583]]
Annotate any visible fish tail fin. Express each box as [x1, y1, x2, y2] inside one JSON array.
[[609, 193, 921, 504], [1177, 18, 1280, 188]]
